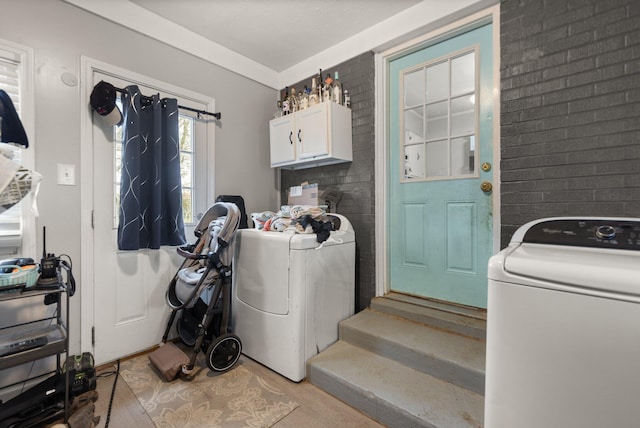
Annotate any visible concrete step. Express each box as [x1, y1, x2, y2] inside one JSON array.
[[307, 340, 484, 428], [370, 292, 486, 340], [340, 308, 485, 395]]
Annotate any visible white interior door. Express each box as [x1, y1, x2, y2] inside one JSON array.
[[90, 71, 211, 364]]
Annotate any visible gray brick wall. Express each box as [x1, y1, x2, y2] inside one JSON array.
[[500, 0, 640, 247], [280, 51, 375, 312]]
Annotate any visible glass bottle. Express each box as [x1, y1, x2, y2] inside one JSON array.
[[331, 71, 342, 104], [309, 78, 319, 106], [343, 89, 350, 108], [300, 85, 309, 110], [322, 73, 332, 103], [290, 87, 298, 112], [282, 86, 290, 115], [317, 69, 323, 101]]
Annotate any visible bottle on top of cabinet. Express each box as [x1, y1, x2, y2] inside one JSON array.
[[275, 69, 350, 118], [322, 73, 332, 102], [331, 72, 342, 104], [309, 78, 319, 106], [281, 87, 291, 115], [300, 85, 310, 110], [343, 89, 350, 108]]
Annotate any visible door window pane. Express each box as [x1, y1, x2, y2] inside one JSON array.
[[178, 115, 194, 224], [404, 68, 424, 108], [404, 144, 425, 179], [426, 61, 448, 103], [426, 101, 448, 140], [404, 106, 424, 144], [451, 52, 475, 96], [180, 152, 193, 188], [451, 95, 475, 136], [425, 140, 448, 177], [451, 136, 475, 176]]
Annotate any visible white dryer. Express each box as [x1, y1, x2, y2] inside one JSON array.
[[232, 214, 355, 382]]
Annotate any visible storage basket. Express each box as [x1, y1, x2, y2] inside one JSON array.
[[0, 265, 39, 289]]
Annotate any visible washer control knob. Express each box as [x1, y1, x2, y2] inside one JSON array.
[[595, 225, 616, 240]]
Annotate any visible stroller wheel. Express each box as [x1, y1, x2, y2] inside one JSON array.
[[206, 334, 242, 372]]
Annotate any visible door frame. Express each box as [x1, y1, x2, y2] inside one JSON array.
[[374, 5, 501, 299], [78, 57, 217, 355]]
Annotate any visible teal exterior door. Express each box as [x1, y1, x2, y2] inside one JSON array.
[[388, 23, 494, 308]]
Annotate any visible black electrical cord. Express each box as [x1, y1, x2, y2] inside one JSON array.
[[58, 254, 75, 297], [101, 359, 120, 428]]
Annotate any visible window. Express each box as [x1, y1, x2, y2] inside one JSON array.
[[113, 100, 196, 228], [0, 41, 33, 256], [401, 49, 478, 181]]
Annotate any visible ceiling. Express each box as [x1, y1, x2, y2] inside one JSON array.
[[129, 0, 423, 73], [64, 0, 491, 88]]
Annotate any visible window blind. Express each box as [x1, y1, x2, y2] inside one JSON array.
[[0, 47, 23, 256]]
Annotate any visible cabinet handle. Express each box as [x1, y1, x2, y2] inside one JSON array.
[[289, 131, 293, 145], [298, 129, 302, 143]]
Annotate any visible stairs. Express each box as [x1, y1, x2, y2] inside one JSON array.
[[306, 293, 486, 428]]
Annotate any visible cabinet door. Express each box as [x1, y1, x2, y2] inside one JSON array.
[[297, 103, 329, 159], [270, 114, 296, 165]]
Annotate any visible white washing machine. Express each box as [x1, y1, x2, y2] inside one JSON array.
[[232, 214, 355, 382], [485, 217, 640, 428]]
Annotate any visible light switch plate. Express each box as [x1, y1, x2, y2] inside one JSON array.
[[57, 163, 76, 186]]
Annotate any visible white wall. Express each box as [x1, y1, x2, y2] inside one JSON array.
[[0, 0, 278, 354]]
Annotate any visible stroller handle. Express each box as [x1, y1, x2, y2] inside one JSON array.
[[176, 245, 209, 260]]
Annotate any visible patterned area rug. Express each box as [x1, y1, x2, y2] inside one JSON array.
[[119, 354, 299, 428]]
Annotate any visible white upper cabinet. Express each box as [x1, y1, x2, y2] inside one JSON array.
[[269, 102, 352, 169]]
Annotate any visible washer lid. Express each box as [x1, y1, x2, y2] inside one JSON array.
[[289, 229, 355, 249], [289, 213, 355, 249], [504, 243, 640, 296]]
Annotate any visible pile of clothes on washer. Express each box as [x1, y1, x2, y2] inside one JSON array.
[[251, 205, 337, 243]]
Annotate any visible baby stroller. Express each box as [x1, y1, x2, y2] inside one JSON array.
[[159, 201, 242, 376]]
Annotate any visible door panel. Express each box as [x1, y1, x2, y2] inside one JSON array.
[[446, 202, 476, 273], [403, 203, 427, 266], [389, 23, 494, 308]]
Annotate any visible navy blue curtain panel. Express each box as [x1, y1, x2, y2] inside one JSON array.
[[118, 85, 186, 250]]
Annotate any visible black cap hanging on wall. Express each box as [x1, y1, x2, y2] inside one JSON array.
[[0, 89, 29, 148], [90, 80, 122, 126]]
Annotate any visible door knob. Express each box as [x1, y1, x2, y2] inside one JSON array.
[[480, 181, 493, 192]]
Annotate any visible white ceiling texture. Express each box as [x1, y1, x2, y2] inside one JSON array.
[[64, 0, 490, 89]]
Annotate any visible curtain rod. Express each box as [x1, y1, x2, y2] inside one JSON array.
[[113, 86, 221, 120]]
